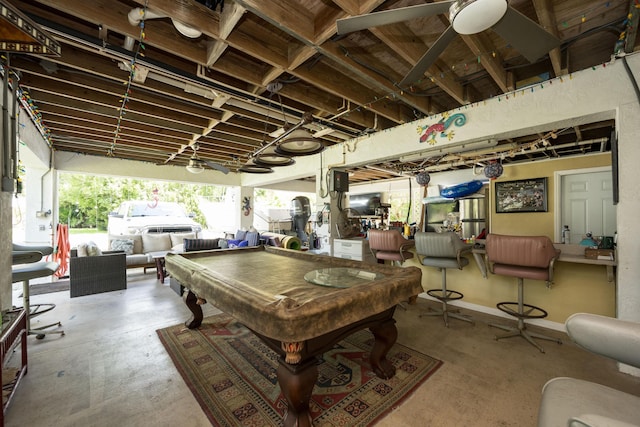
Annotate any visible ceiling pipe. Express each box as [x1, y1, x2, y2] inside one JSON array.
[[422, 137, 609, 172], [127, 7, 202, 38]]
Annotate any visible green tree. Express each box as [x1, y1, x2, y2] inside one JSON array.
[[58, 173, 229, 231]]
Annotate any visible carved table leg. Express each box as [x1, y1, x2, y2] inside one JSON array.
[[184, 290, 203, 329], [369, 318, 398, 379], [277, 357, 318, 427]]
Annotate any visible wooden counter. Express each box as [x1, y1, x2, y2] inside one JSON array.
[[471, 241, 616, 282]]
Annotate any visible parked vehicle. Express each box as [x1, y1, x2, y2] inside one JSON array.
[[108, 200, 202, 235]]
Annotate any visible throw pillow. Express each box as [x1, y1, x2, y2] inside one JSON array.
[[245, 231, 259, 246], [227, 239, 243, 248], [111, 234, 143, 254], [183, 238, 220, 252], [218, 239, 228, 249], [111, 238, 134, 255], [85, 241, 102, 256], [238, 240, 249, 247], [235, 229, 247, 241], [76, 243, 88, 257]]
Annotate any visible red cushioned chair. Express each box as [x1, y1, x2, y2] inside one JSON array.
[[367, 229, 415, 266], [485, 234, 562, 353]]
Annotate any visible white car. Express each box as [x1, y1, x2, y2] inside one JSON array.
[[108, 200, 202, 236]]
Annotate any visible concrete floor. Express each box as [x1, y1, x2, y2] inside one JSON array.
[[5, 270, 640, 427]]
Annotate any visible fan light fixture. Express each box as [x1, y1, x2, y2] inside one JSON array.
[[275, 128, 325, 156], [186, 156, 205, 174], [450, 0, 507, 35]]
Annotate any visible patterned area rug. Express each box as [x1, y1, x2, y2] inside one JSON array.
[[157, 313, 442, 426]]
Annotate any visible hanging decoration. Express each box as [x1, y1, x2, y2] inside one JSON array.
[[416, 112, 466, 145], [415, 171, 431, 186], [484, 161, 504, 180], [242, 196, 252, 216], [109, 2, 148, 156], [147, 188, 159, 208]]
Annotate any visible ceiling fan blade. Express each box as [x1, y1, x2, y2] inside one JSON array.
[[491, 6, 560, 63], [202, 160, 230, 174], [336, 2, 454, 35], [400, 25, 458, 87]]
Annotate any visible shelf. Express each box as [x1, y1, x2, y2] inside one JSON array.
[[1, 309, 28, 426]]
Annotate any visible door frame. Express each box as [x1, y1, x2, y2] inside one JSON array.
[[553, 166, 612, 243]]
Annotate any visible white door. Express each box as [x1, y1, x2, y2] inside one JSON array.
[[561, 170, 616, 244]]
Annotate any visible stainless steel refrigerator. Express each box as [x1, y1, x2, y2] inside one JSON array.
[[459, 197, 486, 239]]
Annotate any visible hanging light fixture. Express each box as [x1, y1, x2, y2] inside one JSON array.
[[253, 145, 295, 167], [238, 158, 273, 174], [275, 127, 325, 156], [262, 83, 323, 157]]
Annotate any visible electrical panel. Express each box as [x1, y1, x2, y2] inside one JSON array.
[[330, 170, 349, 192]]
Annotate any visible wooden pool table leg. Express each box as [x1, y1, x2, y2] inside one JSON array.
[[277, 357, 317, 427], [369, 318, 398, 379], [184, 290, 204, 329]]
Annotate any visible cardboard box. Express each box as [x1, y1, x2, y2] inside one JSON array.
[[585, 248, 614, 260]]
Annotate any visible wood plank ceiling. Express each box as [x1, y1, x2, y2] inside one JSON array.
[[3, 0, 636, 183]]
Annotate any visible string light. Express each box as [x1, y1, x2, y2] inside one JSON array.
[[109, 1, 148, 155]]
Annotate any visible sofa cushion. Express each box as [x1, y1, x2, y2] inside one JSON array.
[[125, 254, 152, 266], [246, 231, 260, 247], [141, 233, 172, 253], [110, 238, 135, 255], [170, 232, 196, 247], [183, 238, 220, 252]]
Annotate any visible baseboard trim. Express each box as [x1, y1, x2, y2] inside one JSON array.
[[417, 293, 566, 333]]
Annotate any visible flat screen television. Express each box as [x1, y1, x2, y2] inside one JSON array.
[[348, 192, 381, 216]]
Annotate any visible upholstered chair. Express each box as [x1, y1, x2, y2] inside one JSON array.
[[367, 229, 415, 266], [537, 313, 640, 426], [415, 232, 473, 327], [485, 234, 562, 352]]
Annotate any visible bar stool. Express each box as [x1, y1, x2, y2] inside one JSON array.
[[484, 234, 561, 353], [415, 232, 473, 327], [12, 244, 65, 339]]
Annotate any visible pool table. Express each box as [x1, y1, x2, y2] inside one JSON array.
[[165, 245, 422, 427]]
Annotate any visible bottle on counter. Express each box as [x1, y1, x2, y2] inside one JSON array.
[[561, 225, 571, 244]]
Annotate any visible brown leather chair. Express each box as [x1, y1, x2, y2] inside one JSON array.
[[367, 229, 415, 266], [415, 232, 473, 327], [485, 234, 562, 352]]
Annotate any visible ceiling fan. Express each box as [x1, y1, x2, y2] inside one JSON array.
[[186, 144, 230, 174], [336, 0, 561, 87]]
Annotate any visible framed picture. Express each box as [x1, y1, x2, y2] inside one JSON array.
[[495, 177, 548, 213]]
